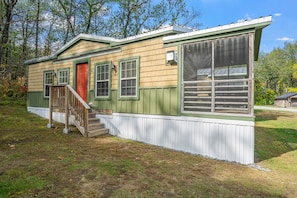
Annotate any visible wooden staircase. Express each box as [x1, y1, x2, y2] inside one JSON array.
[[87, 111, 108, 138], [48, 85, 109, 138]]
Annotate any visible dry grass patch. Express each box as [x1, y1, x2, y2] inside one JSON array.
[[1, 102, 297, 197]]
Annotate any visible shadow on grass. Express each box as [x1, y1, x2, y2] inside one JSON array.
[[255, 126, 297, 162], [254, 109, 297, 162], [255, 109, 296, 122], [0, 102, 293, 197]]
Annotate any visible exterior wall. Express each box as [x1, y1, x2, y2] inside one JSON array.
[[27, 106, 254, 165], [97, 113, 254, 165], [27, 61, 53, 92], [90, 87, 178, 115], [89, 37, 178, 90], [28, 107, 66, 123], [27, 92, 49, 108], [27, 37, 179, 114], [59, 40, 109, 59], [274, 100, 287, 108], [27, 60, 73, 92]]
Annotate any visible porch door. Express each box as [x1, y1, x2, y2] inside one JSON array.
[[76, 63, 88, 102]]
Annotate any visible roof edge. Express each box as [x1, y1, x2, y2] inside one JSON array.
[[163, 16, 272, 43]]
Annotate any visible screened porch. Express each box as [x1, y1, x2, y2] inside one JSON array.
[[182, 33, 253, 115]]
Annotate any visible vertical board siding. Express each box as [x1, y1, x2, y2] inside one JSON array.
[[28, 106, 254, 164], [27, 92, 49, 108], [91, 87, 178, 116], [98, 113, 254, 164]]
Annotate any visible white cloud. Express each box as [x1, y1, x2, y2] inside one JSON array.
[[277, 37, 294, 41], [274, 13, 282, 17]]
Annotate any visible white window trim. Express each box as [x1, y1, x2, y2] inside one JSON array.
[[119, 58, 139, 98], [95, 63, 110, 98], [57, 69, 69, 85], [44, 71, 54, 98]]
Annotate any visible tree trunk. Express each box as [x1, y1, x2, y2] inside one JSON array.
[[0, 0, 18, 65], [35, 0, 40, 58]]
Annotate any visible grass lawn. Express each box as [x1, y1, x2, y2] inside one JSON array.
[[1, 101, 297, 197]]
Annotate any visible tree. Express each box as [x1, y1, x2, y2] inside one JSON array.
[[0, 0, 18, 67], [255, 41, 297, 105], [107, 0, 200, 38]]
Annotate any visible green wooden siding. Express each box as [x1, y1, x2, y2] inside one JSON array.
[[27, 88, 254, 121], [90, 87, 178, 115], [27, 91, 49, 108]]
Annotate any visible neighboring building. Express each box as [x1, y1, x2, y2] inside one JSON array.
[[274, 93, 297, 108], [25, 16, 272, 165]]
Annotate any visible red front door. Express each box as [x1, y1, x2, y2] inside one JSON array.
[[76, 63, 88, 102]]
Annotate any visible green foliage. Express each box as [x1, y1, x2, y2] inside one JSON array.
[[255, 41, 297, 104], [254, 79, 277, 105], [0, 78, 27, 100], [287, 87, 297, 92]]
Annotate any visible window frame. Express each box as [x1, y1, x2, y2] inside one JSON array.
[[43, 70, 54, 98], [57, 68, 69, 85], [94, 61, 111, 99], [118, 57, 140, 100]]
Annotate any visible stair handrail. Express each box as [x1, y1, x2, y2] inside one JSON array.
[[48, 85, 91, 137], [65, 85, 90, 137], [66, 85, 90, 110]]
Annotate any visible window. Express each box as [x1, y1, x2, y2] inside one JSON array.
[[182, 34, 251, 114], [119, 58, 139, 98], [44, 71, 54, 98], [58, 69, 69, 85], [95, 63, 110, 98]]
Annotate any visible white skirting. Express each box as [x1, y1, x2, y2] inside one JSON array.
[[97, 113, 254, 165], [28, 106, 254, 165], [27, 107, 74, 125]]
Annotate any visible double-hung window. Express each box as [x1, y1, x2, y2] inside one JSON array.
[[58, 69, 69, 85], [119, 58, 139, 98], [95, 63, 110, 98], [44, 71, 54, 98]]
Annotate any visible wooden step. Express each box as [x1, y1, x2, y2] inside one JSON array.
[[88, 128, 109, 138], [88, 117, 101, 124], [88, 112, 97, 118], [88, 123, 105, 131]]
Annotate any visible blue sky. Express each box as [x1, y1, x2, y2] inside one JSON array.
[[186, 0, 297, 53]]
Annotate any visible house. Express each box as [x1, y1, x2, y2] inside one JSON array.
[[25, 16, 272, 165], [274, 93, 297, 108]]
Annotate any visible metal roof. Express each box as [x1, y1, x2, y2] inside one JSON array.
[[163, 16, 272, 42], [275, 93, 297, 100]]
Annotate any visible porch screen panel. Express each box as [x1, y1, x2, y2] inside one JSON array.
[[183, 41, 212, 112], [214, 35, 249, 113], [182, 34, 251, 115]]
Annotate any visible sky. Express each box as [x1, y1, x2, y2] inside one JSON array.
[[186, 0, 297, 53]]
